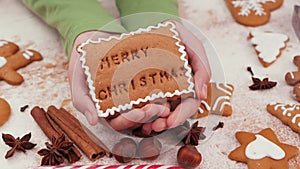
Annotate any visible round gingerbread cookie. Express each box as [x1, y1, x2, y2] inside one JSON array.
[[0, 98, 11, 126]]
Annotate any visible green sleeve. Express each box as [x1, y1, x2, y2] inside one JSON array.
[[22, 0, 126, 59], [116, 0, 179, 31]]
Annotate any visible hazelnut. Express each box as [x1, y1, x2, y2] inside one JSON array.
[[138, 137, 162, 160], [177, 145, 202, 168], [293, 55, 300, 67], [112, 138, 137, 163]]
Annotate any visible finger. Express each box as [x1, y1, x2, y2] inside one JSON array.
[[174, 21, 211, 75], [152, 118, 168, 132], [162, 102, 171, 114], [167, 98, 198, 128], [109, 109, 145, 131], [70, 55, 99, 125], [141, 104, 171, 122], [142, 123, 153, 135], [82, 95, 98, 126], [194, 71, 209, 101]]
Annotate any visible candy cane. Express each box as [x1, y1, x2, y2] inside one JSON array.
[[34, 165, 184, 169]]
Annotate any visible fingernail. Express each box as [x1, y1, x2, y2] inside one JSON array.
[[202, 84, 208, 99]]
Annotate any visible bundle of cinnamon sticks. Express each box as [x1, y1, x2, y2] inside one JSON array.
[[31, 105, 110, 163]]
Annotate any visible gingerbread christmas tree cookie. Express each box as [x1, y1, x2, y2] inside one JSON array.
[[229, 128, 298, 169], [195, 82, 234, 118], [267, 103, 300, 133], [78, 22, 195, 118], [249, 30, 289, 67]]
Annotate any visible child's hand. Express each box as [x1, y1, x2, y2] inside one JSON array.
[[109, 21, 211, 134], [69, 31, 112, 125], [69, 21, 211, 133], [135, 21, 211, 134], [165, 20, 211, 128]]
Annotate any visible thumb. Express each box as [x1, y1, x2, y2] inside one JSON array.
[[69, 48, 98, 125], [77, 94, 98, 126]]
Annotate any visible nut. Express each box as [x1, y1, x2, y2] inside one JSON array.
[[293, 55, 300, 67], [112, 138, 137, 163], [177, 145, 202, 168], [138, 137, 162, 160]]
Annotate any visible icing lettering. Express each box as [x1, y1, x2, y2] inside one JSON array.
[[23, 50, 34, 60], [0, 57, 7, 68], [0, 41, 8, 47], [250, 31, 288, 64], [245, 134, 285, 160]]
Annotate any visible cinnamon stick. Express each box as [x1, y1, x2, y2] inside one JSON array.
[[30, 106, 81, 163], [47, 105, 109, 161]]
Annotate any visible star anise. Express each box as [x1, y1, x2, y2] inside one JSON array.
[[2, 132, 37, 159], [249, 77, 277, 90], [37, 134, 73, 166], [247, 66, 277, 90], [182, 121, 206, 146]]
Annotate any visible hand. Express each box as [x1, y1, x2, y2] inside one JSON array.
[[69, 31, 113, 125], [164, 21, 211, 128], [69, 20, 211, 132], [110, 21, 211, 134], [69, 31, 172, 129]]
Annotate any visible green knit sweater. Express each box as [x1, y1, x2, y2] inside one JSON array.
[[22, 0, 179, 58]]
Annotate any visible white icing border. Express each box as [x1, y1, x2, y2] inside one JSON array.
[[78, 22, 195, 118]]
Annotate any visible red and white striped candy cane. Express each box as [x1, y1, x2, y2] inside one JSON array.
[[34, 165, 184, 169]]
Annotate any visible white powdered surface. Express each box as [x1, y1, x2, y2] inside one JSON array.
[[0, 0, 299, 169]]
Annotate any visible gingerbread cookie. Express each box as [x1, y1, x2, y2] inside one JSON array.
[[195, 82, 234, 118], [284, 56, 300, 102], [0, 40, 19, 57], [0, 98, 11, 126], [249, 30, 289, 67], [229, 128, 298, 169], [0, 49, 43, 85], [267, 103, 300, 133], [225, 0, 284, 26], [78, 22, 195, 118]]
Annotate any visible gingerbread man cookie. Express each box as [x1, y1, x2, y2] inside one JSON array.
[[249, 30, 289, 67], [0, 49, 43, 85], [195, 82, 234, 118], [0, 40, 19, 57], [0, 98, 11, 126], [229, 128, 298, 169], [285, 56, 300, 102], [225, 0, 284, 26], [267, 103, 300, 133]]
